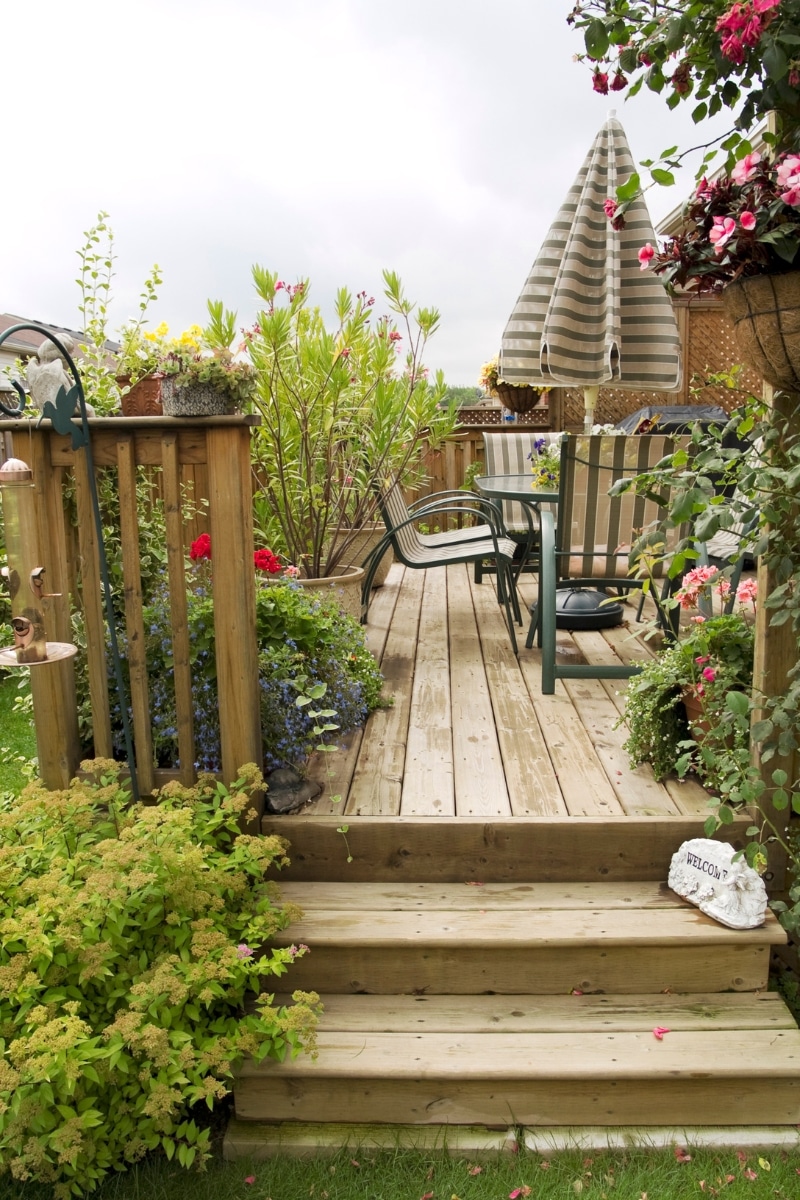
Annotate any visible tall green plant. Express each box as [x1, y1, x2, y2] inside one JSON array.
[[76, 212, 162, 413], [616, 390, 800, 923], [0, 761, 319, 1196], [246, 269, 458, 578]]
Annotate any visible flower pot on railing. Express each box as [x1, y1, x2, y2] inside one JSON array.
[[723, 271, 800, 391], [117, 375, 163, 417], [160, 378, 233, 417]]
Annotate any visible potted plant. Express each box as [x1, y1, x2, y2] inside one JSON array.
[[633, 152, 800, 389], [621, 566, 757, 785], [479, 355, 550, 414], [244, 268, 458, 583], [156, 301, 256, 416]]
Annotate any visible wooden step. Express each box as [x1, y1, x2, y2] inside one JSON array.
[[234, 992, 800, 1127], [273, 881, 785, 994], [264, 815, 752, 883]]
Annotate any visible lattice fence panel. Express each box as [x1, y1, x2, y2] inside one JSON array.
[[557, 295, 762, 429]]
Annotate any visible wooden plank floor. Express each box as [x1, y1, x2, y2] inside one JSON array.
[[304, 563, 714, 820]]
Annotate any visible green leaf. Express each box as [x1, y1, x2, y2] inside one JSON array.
[[584, 18, 610, 59], [651, 168, 676, 186], [616, 173, 641, 202], [772, 768, 788, 787], [726, 691, 750, 717], [718, 805, 735, 825]]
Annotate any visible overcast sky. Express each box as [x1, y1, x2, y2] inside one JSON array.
[[4, 1, 735, 385]]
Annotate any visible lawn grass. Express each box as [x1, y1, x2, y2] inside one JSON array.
[[3, 1144, 800, 1200], [0, 669, 36, 795]]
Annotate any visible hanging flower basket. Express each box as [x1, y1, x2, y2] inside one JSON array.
[[495, 382, 549, 414], [723, 271, 800, 391]]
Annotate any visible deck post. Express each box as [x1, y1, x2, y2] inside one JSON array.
[[752, 387, 799, 891], [207, 423, 264, 830]]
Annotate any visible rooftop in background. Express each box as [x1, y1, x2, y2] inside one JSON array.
[[0, 313, 120, 390]]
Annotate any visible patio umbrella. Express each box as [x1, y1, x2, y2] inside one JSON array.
[[499, 113, 682, 430]]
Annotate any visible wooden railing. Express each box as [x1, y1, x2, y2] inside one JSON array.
[[0, 416, 263, 823]]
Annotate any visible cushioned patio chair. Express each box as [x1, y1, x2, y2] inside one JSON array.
[[475, 432, 563, 583], [361, 480, 522, 653], [527, 433, 689, 693]]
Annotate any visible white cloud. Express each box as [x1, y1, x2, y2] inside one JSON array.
[[4, 0, 737, 383]]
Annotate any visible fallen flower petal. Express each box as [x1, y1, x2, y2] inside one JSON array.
[[742, 1168, 757, 1180], [421, 1192, 434, 1200], [653, 1026, 671, 1040], [244, 1178, 256, 1186], [468, 1167, 483, 1176], [674, 1146, 692, 1162]]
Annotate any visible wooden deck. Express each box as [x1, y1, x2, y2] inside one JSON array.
[[301, 561, 713, 821]]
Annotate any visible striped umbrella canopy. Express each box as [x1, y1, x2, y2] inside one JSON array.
[[499, 113, 682, 429]]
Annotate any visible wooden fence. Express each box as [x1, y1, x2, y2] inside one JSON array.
[[0, 416, 263, 824]]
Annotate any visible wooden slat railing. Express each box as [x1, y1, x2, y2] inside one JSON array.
[[1, 416, 263, 824]]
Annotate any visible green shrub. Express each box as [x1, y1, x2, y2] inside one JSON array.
[[0, 761, 320, 1197]]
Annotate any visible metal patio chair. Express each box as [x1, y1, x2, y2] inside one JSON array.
[[361, 479, 522, 653], [527, 434, 689, 693]]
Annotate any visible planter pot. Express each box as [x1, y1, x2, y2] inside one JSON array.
[[293, 565, 365, 623], [495, 382, 549, 414], [344, 524, 394, 588], [723, 271, 800, 390], [681, 686, 713, 740], [118, 375, 163, 416], [160, 378, 233, 417]]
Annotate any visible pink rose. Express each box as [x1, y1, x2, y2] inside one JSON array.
[[592, 71, 609, 94], [603, 198, 618, 219], [720, 32, 745, 63]]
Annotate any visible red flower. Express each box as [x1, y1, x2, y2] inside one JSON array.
[[610, 70, 628, 92], [190, 533, 212, 561], [592, 71, 609, 94], [254, 548, 281, 574]]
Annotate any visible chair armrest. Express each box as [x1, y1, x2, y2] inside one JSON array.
[[539, 510, 558, 695]]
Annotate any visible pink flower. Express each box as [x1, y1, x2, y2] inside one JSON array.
[[592, 71, 609, 94], [741, 15, 764, 45], [731, 151, 761, 184], [776, 154, 800, 189], [603, 198, 618, 220], [236, 943, 254, 958], [739, 210, 757, 231], [754, 0, 781, 10], [720, 32, 745, 63], [716, 3, 748, 32], [709, 215, 737, 254], [388, 330, 402, 342], [780, 186, 800, 207], [610, 70, 628, 91], [652, 1026, 670, 1040], [702, 667, 717, 683], [284, 564, 300, 579], [638, 243, 655, 270], [736, 577, 758, 604], [791, 69, 800, 88], [695, 176, 715, 199]]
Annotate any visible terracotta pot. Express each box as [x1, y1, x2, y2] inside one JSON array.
[[495, 382, 549, 414], [681, 686, 713, 739], [118, 375, 163, 416], [293, 565, 366, 623], [723, 271, 800, 390]]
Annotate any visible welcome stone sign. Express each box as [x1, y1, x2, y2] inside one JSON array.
[[668, 838, 768, 930]]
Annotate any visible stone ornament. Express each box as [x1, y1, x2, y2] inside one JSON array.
[[668, 838, 768, 930]]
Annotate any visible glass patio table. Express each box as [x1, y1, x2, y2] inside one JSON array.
[[474, 474, 559, 581]]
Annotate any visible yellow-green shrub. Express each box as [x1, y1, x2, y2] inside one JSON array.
[[0, 761, 319, 1197]]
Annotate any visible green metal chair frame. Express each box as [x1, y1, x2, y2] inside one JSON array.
[[476, 432, 562, 584], [361, 481, 522, 653], [527, 434, 688, 694]]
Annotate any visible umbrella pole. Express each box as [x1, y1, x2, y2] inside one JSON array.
[[584, 385, 599, 432]]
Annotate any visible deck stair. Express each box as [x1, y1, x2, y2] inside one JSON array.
[[227, 864, 800, 1155]]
